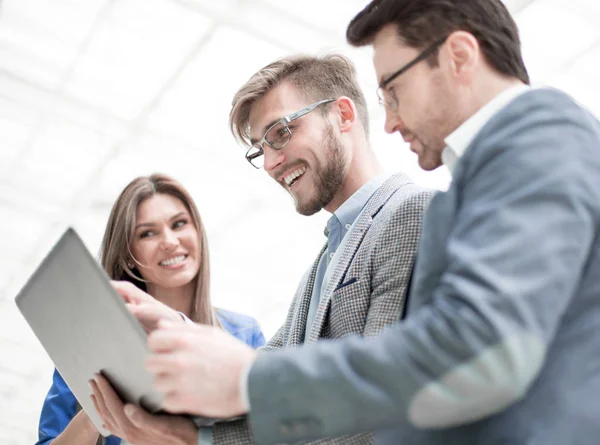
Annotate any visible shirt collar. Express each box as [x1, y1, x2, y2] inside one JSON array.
[[442, 84, 531, 174], [325, 172, 390, 237]]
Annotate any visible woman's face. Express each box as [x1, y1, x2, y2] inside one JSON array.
[[129, 193, 201, 292]]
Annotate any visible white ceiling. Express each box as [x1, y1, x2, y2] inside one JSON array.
[[1, 0, 599, 442]]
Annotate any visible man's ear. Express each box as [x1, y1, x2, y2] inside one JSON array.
[[334, 96, 357, 134], [443, 30, 480, 85]]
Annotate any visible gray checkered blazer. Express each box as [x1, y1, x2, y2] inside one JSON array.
[[212, 173, 433, 444]]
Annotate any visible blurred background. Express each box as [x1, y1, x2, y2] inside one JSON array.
[[0, 0, 598, 442]]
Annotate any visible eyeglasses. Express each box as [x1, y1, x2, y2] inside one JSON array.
[[377, 36, 448, 112], [245, 99, 335, 169]]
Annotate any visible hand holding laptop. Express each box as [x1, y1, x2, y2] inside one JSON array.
[[90, 372, 198, 444]]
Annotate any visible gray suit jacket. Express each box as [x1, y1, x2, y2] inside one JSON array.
[[212, 174, 432, 444], [246, 88, 600, 445]]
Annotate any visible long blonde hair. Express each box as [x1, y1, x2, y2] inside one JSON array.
[[99, 173, 220, 326]]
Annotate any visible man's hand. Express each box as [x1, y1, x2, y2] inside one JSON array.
[[111, 281, 184, 332], [90, 373, 198, 445], [146, 321, 257, 417]]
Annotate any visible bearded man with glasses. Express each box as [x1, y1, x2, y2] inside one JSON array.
[[202, 53, 433, 445]]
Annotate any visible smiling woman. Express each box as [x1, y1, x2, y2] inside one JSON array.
[[35, 173, 266, 445], [104, 174, 216, 326]]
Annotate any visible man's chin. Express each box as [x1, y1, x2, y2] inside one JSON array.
[[293, 196, 322, 216], [418, 155, 444, 171], [295, 204, 322, 216], [418, 162, 442, 172]]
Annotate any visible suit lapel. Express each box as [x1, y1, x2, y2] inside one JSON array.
[[306, 173, 413, 343], [307, 215, 372, 343], [289, 243, 327, 345]]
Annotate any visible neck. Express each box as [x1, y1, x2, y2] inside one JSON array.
[[145, 279, 195, 317], [324, 142, 383, 214], [469, 75, 525, 117]]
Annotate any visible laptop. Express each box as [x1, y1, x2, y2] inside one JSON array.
[[15, 228, 164, 436]]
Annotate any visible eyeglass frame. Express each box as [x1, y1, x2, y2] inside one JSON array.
[[377, 35, 448, 111], [245, 98, 336, 169]]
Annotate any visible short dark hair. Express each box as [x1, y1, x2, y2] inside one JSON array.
[[347, 0, 530, 84]]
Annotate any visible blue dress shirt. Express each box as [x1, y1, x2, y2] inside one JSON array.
[[36, 309, 266, 445]]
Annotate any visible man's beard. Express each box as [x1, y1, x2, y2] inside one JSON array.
[[294, 125, 346, 216], [414, 75, 463, 170]]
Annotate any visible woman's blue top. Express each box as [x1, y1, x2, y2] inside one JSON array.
[[36, 309, 265, 445]]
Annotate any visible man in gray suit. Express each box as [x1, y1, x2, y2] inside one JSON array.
[[140, 0, 600, 444], [91, 53, 432, 445]]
